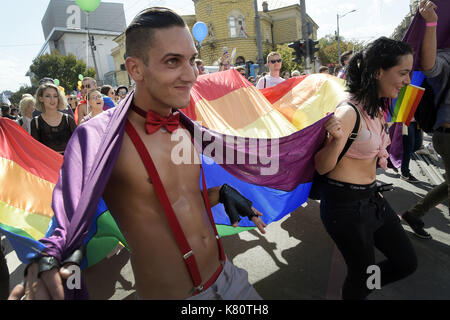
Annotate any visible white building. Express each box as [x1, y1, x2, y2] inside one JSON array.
[[31, 0, 126, 86]]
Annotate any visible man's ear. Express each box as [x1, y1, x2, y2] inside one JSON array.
[[126, 57, 144, 82]]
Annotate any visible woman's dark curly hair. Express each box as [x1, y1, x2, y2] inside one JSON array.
[[345, 37, 413, 119]]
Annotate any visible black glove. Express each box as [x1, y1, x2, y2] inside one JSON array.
[[23, 255, 60, 278], [61, 245, 86, 267], [219, 184, 257, 225], [37, 256, 60, 277], [24, 245, 85, 278]]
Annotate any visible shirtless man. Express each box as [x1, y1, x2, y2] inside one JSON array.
[[13, 7, 266, 300]]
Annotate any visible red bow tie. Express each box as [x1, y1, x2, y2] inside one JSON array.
[[131, 104, 180, 134]]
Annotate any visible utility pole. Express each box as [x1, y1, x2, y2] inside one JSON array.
[[337, 14, 340, 64], [88, 32, 100, 84], [336, 9, 357, 65], [254, 0, 264, 74], [86, 12, 100, 84], [300, 0, 311, 74]]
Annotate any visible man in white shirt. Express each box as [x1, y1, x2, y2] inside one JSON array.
[[256, 52, 285, 89]]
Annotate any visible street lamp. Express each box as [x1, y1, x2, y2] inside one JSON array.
[[336, 9, 357, 64]]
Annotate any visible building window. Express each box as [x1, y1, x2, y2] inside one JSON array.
[[229, 16, 237, 37], [229, 11, 247, 38], [237, 16, 247, 38]]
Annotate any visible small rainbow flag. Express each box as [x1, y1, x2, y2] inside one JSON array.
[[230, 48, 237, 64], [388, 84, 425, 126]]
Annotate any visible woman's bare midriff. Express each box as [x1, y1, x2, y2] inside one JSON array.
[[326, 156, 378, 185]]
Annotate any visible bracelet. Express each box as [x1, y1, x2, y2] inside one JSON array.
[[426, 22, 437, 27]]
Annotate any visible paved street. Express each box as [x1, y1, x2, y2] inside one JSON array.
[[3, 138, 449, 300]]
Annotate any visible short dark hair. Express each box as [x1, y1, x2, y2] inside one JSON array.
[[116, 85, 128, 95], [100, 85, 113, 96], [346, 37, 413, 118], [319, 66, 329, 73], [125, 7, 186, 65], [340, 50, 353, 66]]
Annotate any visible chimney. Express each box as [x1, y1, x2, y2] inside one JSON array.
[[262, 1, 269, 13]]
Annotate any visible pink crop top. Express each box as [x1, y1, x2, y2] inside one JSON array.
[[340, 99, 391, 170]]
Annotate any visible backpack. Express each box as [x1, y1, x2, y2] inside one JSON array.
[[308, 102, 360, 200], [414, 78, 449, 134]]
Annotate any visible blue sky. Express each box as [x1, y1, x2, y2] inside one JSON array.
[[0, 0, 411, 92]]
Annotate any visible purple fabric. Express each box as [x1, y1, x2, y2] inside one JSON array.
[[182, 113, 330, 191], [39, 91, 330, 263], [387, 122, 404, 168], [40, 93, 133, 261], [403, 0, 450, 71]]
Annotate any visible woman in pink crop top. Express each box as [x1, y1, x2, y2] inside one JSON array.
[[314, 37, 418, 300]]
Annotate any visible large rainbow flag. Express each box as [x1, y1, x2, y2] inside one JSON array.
[[0, 118, 126, 268], [186, 70, 347, 235], [1, 70, 346, 265]]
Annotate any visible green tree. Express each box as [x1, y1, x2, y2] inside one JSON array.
[[29, 51, 96, 93], [10, 85, 36, 105], [318, 34, 364, 66], [276, 44, 304, 74], [261, 44, 304, 75]]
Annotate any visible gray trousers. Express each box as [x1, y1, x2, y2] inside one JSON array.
[[187, 258, 262, 300], [409, 130, 450, 218]]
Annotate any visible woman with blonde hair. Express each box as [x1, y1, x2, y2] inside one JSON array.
[[79, 88, 105, 124], [31, 83, 76, 154], [17, 94, 35, 133]]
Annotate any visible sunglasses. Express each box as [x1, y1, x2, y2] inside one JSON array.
[[81, 84, 92, 89], [89, 94, 103, 100], [269, 59, 282, 64]]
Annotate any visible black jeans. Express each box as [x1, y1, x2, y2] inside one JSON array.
[[320, 178, 417, 300]]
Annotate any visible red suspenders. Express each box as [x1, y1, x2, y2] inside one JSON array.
[[124, 119, 225, 294]]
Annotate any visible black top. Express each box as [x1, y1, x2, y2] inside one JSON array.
[[30, 114, 77, 153]]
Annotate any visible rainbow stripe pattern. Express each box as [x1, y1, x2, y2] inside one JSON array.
[[187, 70, 348, 235], [388, 84, 425, 125], [0, 119, 126, 268]]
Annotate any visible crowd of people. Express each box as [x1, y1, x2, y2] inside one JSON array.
[[1, 78, 134, 154], [193, 45, 355, 89], [0, 0, 448, 301]]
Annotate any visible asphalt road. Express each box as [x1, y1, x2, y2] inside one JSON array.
[[3, 145, 449, 300]]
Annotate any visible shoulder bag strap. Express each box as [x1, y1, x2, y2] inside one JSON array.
[[336, 102, 360, 163]]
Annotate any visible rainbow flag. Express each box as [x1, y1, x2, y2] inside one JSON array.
[[388, 84, 425, 126], [187, 71, 347, 134], [0, 118, 126, 268], [186, 71, 347, 235], [2, 70, 346, 262]]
